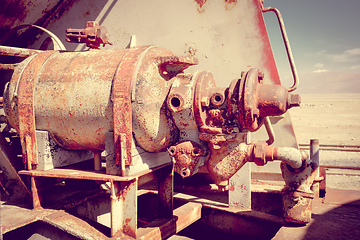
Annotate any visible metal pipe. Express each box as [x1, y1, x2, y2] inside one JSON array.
[[274, 147, 303, 169], [0, 45, 43, 58], [0, 63, 17, 70], [310, 139, 320, 194], [262, 7, 299, 92], [264, 116, 275, 145]]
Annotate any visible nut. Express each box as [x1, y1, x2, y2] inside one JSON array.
[[253, 142, 267, 166]]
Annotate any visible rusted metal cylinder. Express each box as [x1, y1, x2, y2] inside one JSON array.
[[3, 46, 188, 152], [207, 142, 253, 185], [281, 156, 317, 224]]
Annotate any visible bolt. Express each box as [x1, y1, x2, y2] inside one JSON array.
[[253, 142, 267, 166], [86, 21, 99, 28], [288, 93, 301, 108], [96, 26, 109, 44], [168, 146, 177, 156]]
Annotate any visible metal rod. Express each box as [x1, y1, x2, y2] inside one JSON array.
[[262, 7, 299, 92], [264, 116, 275, 145], [0, 63, 17, 70], [320, 165, 360, 170], [310, 139, 320, 194], [300, 147, 360, 152], [299, 142, 360, 152], [299, 143, 360, 147], [0, 45, 43, 58]]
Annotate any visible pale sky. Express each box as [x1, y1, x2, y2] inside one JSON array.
[[263, 0, 360, 93]]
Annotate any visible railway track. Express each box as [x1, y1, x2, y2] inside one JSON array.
[[299, 143, 360, 152]]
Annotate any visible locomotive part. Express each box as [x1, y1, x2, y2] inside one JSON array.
[[3, 44, 314, 224]]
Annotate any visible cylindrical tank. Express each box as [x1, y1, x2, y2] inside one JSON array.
[[4, 46, 186, 152]]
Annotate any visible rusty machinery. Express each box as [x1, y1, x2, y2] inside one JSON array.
[[0, 3, 318, 239]]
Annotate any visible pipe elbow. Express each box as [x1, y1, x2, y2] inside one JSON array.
[[275, 147, 304, 169]]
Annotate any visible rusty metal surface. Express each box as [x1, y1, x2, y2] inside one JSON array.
[[240, 68, 300, 131], [168, 141, 205, 178], [174, 191, 283, 238], [281, 156, 318, 224], [112, 45, 150, 170], [0, 63, 17, 70], [132, 48, 197, 153], [0, 1, 319, 237], [157, 164, 174, 219], [1, 203, 110, 239], [43, 210, 110, 240], [17, 50, 57, 168], [19, 168, 134, 182], [0, 45, 43, 57], [137, 202, 202, 240], [207, 142, 253, 186], [1, 205, 57, 234], [30, 176, 41, 209], [110, 179, 137, 238], [66, 21, 111, 48]]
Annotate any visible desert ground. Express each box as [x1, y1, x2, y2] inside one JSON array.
[[290, 93, 360, 146], [289, 93, 360, 190]]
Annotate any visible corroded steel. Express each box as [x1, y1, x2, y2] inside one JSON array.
[[66, 21, 111, 48], [239, 68, 301, 131], [168, 141, 205, 178], [0, 0, 321, 238], [281, 155, 317, 224], [4, 46, 195, 165], [0, 45, 43, 57], [16, 50, 57, 168], [30, 176, 41, 209], [157, 164, 174, 219], [0, 63, 17, 70], [112, 45, 150, 169], [132, 48, 197, 153]]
